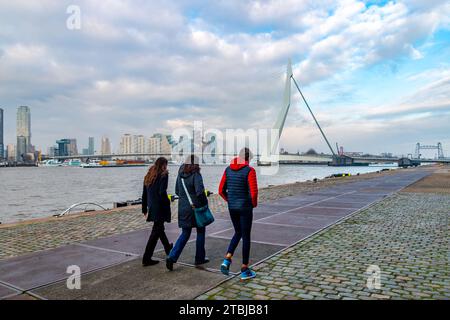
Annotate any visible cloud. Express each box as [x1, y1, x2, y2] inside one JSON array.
[[0, 0, 448, 155]]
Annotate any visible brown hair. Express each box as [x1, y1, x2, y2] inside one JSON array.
[[183, 155, 200, 174], [144, 157, 168, 186]]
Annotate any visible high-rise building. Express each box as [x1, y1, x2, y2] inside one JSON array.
[[6, 144, 15, 161], [68, 139, 78, 155], [120, 134, 133, 154], [148, 137, 161, 155], [152, 133, 172, 156], [56, 139, 70, 157], [0, 108, 4, 159], [88, 137, 94, 155], [119, 134, 147, 159], [16, 136, 28, 162], [101, 136, 111, 155], [16, 106, 31, 154], [136, 135, 146, 154]]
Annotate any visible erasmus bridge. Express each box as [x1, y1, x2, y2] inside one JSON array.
[[43, 60, 449, 167]]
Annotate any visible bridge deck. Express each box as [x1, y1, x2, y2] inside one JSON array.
[[0, 169, 430, 300]]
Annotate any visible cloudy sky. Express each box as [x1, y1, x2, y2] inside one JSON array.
[[0, 0, 449, 156]]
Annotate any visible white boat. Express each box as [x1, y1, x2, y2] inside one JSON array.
[[369, 162, 398, 168], [81, 160, 102, 168], [62, 159, 82, 167], [39, 159, 63, 167]]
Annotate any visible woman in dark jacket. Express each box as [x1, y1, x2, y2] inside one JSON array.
[[166, 155, 209, 270], [142, 157, 173, 266]]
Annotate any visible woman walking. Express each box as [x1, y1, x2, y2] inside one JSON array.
[[218, 148, 258, 280], [166, 155, 209, 270], [142, 157, 173, 266]]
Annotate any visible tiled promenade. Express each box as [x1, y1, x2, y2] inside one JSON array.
[[0, 166, 447, 300], [198, 192, 449, 300]]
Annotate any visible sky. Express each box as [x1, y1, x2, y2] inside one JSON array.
[[0, 0, 449, 157]]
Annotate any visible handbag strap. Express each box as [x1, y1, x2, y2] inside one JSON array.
[[181, 178, 194, 207]]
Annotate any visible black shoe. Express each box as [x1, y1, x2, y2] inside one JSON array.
[[195, 257, 210, 266], [142, 259, 159, 267], [165, 243, 174, 256], [166, 257, 174, 271]]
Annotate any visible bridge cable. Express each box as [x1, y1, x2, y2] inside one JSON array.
[[291, 75, 336, 156]]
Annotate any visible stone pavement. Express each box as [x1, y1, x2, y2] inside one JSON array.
[[197, 172, 450, 300], [0, 167, 435, 300]]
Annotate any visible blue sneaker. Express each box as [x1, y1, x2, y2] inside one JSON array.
[[240, 268, 256, 280], [220, 259, 231, 275]]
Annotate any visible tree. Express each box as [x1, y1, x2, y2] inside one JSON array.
[[305, 148, 317, 155]]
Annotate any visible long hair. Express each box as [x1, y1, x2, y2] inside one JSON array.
[[144, 157, 168, 187], [183, 155, 200, 174]]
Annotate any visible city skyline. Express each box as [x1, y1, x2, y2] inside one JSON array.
[[1, 104, 447, 158], [1, 1, 449, 156], [0, 108, 3, 159]]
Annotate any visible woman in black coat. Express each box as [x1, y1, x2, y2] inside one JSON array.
[[166, 155, 209, 270], [142, 157, 173, 266]]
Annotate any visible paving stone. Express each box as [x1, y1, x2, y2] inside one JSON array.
[[199, 180, 449, 301]]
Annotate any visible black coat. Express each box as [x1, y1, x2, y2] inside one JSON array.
[[175, 165, 208, 228], [142, 173, 171, 223]]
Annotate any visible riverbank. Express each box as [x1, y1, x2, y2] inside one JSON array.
[[0, 167, 406, 260]]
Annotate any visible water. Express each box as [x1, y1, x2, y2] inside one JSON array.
[[0, 164, 397, 223]]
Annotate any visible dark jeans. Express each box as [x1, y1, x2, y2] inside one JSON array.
[[143, 221, 171, 263], [169, 227, 206, 263], [227, 209, 253, 265]]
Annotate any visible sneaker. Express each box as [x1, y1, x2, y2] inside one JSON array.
[[166, 257, 174, 271], [240, 268, 256, 280], [220, 258, 231, 276], [195, 257, 210, 266]]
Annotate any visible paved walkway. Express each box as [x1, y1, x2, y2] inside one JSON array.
[[0, 168, 437, 300], [198, 169, 450, 300]]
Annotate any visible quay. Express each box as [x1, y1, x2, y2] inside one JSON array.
[[0, 165, 448, 300]]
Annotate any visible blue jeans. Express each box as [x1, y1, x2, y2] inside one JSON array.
[[169, 227, 206, 263], [227, 209, 253, 265]]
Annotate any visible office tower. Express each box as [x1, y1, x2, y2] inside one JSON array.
[[56, 139, 71, 157], [88, 137, 94, 155], [101, 136, 111, 155], [0, 108, 3, 159], [6, 144, 16, 161], [16, 106, 31, 154]]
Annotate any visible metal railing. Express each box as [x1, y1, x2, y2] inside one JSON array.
[[54, 202, 108, 217]]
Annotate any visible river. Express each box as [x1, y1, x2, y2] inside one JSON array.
[[0, 164, 397, 223]]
